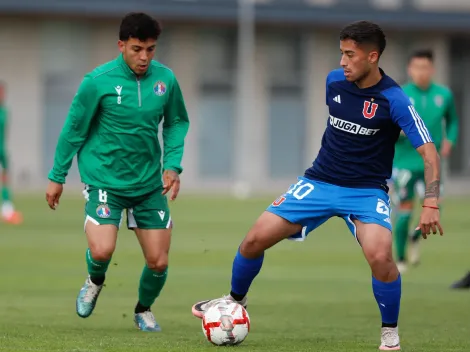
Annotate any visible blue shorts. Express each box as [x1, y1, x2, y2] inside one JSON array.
[[266, 177, 392, 242]]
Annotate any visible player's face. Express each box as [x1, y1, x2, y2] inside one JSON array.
[[408, 57, 434, 88], [118, 38, 157, 76], [340, 39, 378, 82]]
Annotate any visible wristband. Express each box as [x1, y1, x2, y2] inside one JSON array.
[[422, 205, 439, 210]]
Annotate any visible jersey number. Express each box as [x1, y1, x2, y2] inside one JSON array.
[[98, 189, 108, 204], [287, 180, 315, 200]]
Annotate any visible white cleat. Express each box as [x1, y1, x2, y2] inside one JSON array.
[[409, 240, 420, 266], [192, 294, 248, 319], [396, 262, 408, 274], [379, 327, 401, 350]]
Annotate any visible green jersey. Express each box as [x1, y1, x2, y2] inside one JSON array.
[[0, 105, 6, 150], [393, 82, 458, 171], [48, 54, 190, 196]]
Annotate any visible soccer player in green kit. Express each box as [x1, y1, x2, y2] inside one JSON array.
[[392, 49, 458, 273], [45, 13, 190, 331], [0, 81, 23, 225]]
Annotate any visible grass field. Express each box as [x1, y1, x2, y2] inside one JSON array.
[[1, 193, 469, 352]]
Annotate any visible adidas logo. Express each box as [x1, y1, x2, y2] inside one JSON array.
[[333, 95, 341, 103]]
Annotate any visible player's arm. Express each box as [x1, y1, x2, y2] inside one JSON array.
[[386, 88, 442, 236], [48, 75, 100, 184], [162, 76, 189, 174], [161, 75, 190, 200], [389, 93, 439, 203]]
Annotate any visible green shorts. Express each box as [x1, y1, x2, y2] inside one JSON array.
[[0, 150, 8, 170], [83, 185, 172, 230], [392, 168, 444, 202]]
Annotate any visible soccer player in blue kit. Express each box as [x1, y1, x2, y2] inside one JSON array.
[[192, 21, 443, 350]]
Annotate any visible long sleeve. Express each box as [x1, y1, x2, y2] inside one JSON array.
[[48, 75, 100, 184], [445, 92, 459, 145], [162, 76, 190, 174]]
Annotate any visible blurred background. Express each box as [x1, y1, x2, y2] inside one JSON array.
[[1, 0, 470, 196], [1, 3, 470, 351]]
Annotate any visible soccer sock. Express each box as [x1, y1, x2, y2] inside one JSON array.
[[1, 185, 11, 202], [86, 248, 111, 286], [395, 212, 412, 262], [230, 248, 264, 300], [137, 265, 168, 311], [372, 275, 401, 327]]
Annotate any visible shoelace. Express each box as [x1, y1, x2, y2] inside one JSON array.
[[140, 311, 157, 326], [83, 282, 101, 303], [382, 329, 398, 346]]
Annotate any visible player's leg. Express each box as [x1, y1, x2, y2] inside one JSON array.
[[356, 221, 401, 351], [341, 190, 400, 350], [76, 186, 122, 318], [192, 177, 331, 319], [392, 169, 416, 272], [127, 189, 172, 332], [0, 153, 22, 224]]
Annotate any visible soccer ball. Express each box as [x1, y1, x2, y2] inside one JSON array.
[[201, 299, 250, 346]]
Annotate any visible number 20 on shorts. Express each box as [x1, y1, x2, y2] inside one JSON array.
[[272, 180, 315, 206]]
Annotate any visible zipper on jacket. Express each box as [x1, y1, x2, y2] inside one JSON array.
[[136, 77, 142, 107]]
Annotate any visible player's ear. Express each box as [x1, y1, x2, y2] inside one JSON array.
[[368, 50, 379, 65], [118, 40, 125, 53]]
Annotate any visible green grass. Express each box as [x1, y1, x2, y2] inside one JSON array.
[[0, 194, 469, 352]]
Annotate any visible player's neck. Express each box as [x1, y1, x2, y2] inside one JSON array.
[[355, 68, 382, 89]]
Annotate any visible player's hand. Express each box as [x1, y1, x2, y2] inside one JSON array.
[[46, 181, 64, 210], [440, 139, 453, 158], [417, 204, 443, 239], [162, 170, 180, 201]]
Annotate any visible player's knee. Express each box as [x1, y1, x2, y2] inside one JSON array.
[[239, 227, 268, 258], [146, 254, 168, 272], [89, 246, 114, 262]]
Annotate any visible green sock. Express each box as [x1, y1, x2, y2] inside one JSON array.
[[86, 248, 111, 280], [395, 212, 412, 262], [138, 265, 168, 308], [1, 186, 11, 202]]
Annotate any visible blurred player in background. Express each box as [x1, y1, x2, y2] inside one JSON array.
[[192, 21, 443, 351], [0, 81, 22, 224], [392, 49, 458, 273], [45, 12, 189, 331]]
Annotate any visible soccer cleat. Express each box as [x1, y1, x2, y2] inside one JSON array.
[[450, 272, 470, 289], [192, 294, 248, 319], [76, 276, 103, 318], [2, 211, 23, 225], [396, 261, 408, 274], [379, 327, 401, 351], [134, 310, 161, 332]]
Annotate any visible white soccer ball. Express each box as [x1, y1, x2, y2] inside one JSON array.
[[201, 299, 250, 346]]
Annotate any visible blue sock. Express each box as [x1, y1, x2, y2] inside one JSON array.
[[230, 248, 264, 298], [372, 275, 401, 326]]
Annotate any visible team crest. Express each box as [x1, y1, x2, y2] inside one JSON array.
[[363, 100, 378, 119], [434, 95, 443, 107], [96, 204, 111, 218], [153, 81, 166, 96]]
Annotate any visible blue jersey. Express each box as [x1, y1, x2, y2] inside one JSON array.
[[305, 68, 433, 192]]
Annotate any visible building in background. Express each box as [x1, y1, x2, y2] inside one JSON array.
[[1, 0, 470, 195]]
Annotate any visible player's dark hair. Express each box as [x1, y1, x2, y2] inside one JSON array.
[[339, 21, 386, 56], [119, 12, 162, 42], [409, 49, 434, 63]]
